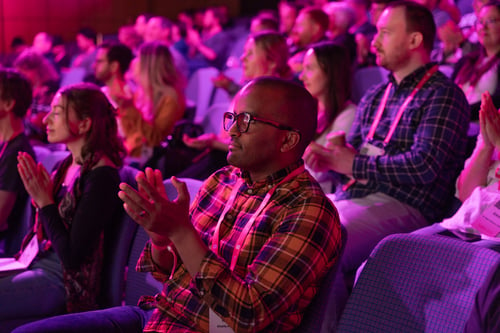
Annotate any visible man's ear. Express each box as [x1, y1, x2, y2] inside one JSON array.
[[78, 117, 92, 135], [280, 131, 301, 152], [409, 31, 423, 50]]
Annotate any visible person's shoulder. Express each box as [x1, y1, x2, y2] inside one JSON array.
[[84, 165, 121, 184]]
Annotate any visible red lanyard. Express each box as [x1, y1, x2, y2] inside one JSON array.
[[366, 65, 439, 146], [211, 166, 305, 271]]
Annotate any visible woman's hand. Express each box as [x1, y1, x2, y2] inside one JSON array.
[[183, 133, 216, 150], [17, 152, 54, 208]]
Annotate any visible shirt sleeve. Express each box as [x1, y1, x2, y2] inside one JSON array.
[[39, 168, 122, 270], [352, 83, 470, 186]]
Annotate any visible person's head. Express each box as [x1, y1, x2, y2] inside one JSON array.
[[344, 0, 371, 22], [370, 0, 397, 25], [371, 1, 435, 72], [14, 49, 59, 88], [241, 31, 292, 80], [134, 41, 182, 100], [291, 7, 329, 48], [476, 1, 500, 53], [32, 32, 53, 55], [44, 83, 125, 167], [474, 0, 491, 14], [224, 77, 317, 180], [203, 7, 225, 30], [11, 36, 27, 54], [323, 2, 356, 37], [145, 16, 172, 43], [94, 42, 134, 83], [76, 27, 97, 51], [118, 24, 143, 52], [135, 13, 153, 38], [279, 1, 300, 35], [0, 69, 32, 119], [300, 42, 352, 128], [250, 15, 280, 33]]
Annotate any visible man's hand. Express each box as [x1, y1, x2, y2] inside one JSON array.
[[304, 141, 357, 176], [118, 168, 191, 246]]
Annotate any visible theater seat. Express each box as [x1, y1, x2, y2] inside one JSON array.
[[337, 233, 500, 333]]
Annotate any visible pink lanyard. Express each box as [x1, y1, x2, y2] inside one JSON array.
[[211, 166, 305, 271], [366, 65, 439, 146]]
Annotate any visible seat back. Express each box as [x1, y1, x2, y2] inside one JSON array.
[[98, 165, 140, 308], [294, 225, 347, 333], [60, 67, 86, 88], [337, 233, 500, 333], [41, 150, 71, 173], [351, 66, 389, 104], [201, 102, 231, 135], [124, 177, 204, 306], [185, 67, 219, 124]]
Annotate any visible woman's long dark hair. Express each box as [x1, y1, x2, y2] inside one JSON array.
[[310, 42, 352, 136], [51, 83, 126, 223]]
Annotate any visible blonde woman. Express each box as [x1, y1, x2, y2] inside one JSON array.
[[122, 41, 185, 160]]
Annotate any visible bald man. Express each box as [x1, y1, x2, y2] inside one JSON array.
[[15, 77, 342, 333]]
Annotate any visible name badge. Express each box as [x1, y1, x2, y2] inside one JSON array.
[[471, 199, 500, 237], [209, 309, 235, 333], [359, 142, 385, 156]]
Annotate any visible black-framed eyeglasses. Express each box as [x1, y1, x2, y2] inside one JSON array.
[[223, 111, 300, 135]]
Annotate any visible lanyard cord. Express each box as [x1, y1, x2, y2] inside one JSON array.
[[212, 166, 305, 271], [366, 65, 439, 146]]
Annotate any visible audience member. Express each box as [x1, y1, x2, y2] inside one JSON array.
[[186, 7, 231, 75], [184, 31, 293, 180], [322, 1, 358, 64], [0, 69, 35, 257], [1, 37, 28, 68], [14, 49, 60, 143], [412, 91, 500, 250], [460, 0, 489, 45], [93, 41, 144, 159], [289, 6, 330, 74], [453, 0, 500, 120], [305, 0, 470, 313], [301, 42, 356, 192], [143, 16, 189, 81], [51, 35, 72, 72], [250, 14, 280, 33], [118, 25, 143, 55], [71, 27, 98, 82], [129, 42, 185, 162], [134, 13, 153, 41], [32, 32, 55, 63], [343, 0, 378, 67], [0, 83, 126, 323], [13, 76, 342, 333], [278, 0, 301, 37]]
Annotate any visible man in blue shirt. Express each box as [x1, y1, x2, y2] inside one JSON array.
[[305, 0, 470, 313]]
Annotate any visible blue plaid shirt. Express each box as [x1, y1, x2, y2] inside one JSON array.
[[336, 63, 470, 222]]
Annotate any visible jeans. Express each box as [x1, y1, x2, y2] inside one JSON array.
[[12, 306, 153, 333]]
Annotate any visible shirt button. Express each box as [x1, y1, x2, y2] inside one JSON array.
[[167, 297, 172, 302], [199, 290, 205, 296], [226, 214, 233, 220], [247, 189, 253, 194]]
